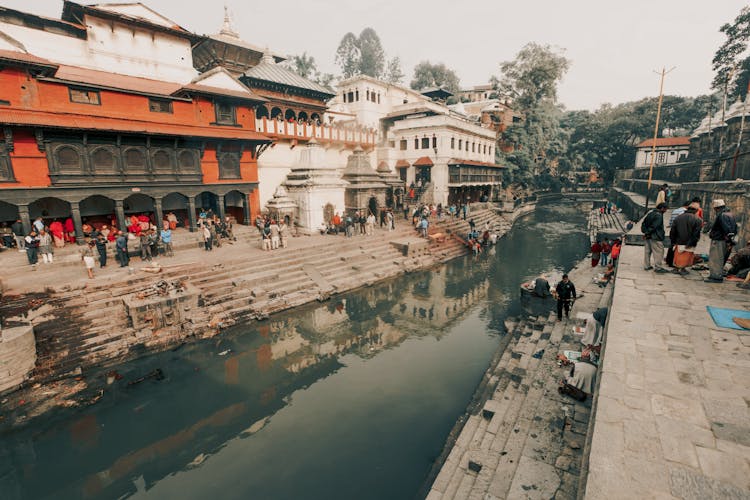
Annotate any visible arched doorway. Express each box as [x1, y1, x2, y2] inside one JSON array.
[[255, 105, 269, 119], [310, 113, 321, 124], [224, 190, 246, 224], [196, 191, 219, 217], [163, 192, 189, 229], [123, 193, 155, 224], [298, 111, 308, 122], [29, 197, 71, 227], [368, 196, 378, 218], [284, 109, 296, 122], [79, 195, 116, 229], [271, 107, 283, 120], [323, 203, 334, 224]]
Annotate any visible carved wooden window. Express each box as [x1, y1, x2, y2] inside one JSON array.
[[148, 98, 173, 113], [218, 152, 241, 179], [215, 101, 236, 125], [56, 146, 82, 171], [399, 140, 407, 151], [91, 148, 115, 169], [152, 150, 171, 169], [421, 137, 430, 149], [69, 88, 100, 105], [0, 149, 14, 181], [178, 150, 196, 170], [124, 148, 146, 169]]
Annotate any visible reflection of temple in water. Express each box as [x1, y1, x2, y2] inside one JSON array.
[[0, 266, 491, 500]]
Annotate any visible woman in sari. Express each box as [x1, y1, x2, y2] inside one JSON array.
[[63, 217, 75, 243], [49, 219, 65, 248]]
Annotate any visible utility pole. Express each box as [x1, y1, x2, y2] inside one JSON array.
[[645, 66, 675, 210], [718, 65, 736, 155]]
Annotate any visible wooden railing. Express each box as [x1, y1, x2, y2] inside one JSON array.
[[255, 118, 377, 146]]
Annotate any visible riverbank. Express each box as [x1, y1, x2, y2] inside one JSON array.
[[584, 242, 750, 498], [0, 202, 531, 428], [424, 248, 615, 499]]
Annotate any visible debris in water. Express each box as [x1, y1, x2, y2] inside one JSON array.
[[127, 369, 165, 386], [218, 349, 231, 356], [187, 453, 207, 468]]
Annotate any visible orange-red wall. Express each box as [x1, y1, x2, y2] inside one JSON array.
[[1, 65, 261, 189]]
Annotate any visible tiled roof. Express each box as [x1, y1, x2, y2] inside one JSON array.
[[244, 61, 335, 96], [395, 159, 410, 168], [0, 108, 271, 141], [178, 83, 265, 102], [50, 65, 182, 96], [0, 49, 58, 69], [413, 156, 434, 167], [635, 137, 691, 148], [448, 159, 503, 168]]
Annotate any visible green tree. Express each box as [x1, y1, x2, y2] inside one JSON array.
[[410, 61, 460, 94], [284, 52, 317, 79], [335, 32, 360, 79], [499, 43, 570, 110], [712, 6, 750, 100], [496, 43, 570, 187], [334, 28, 386, 79], [358, 28, 385, 78], [384, 56, 405, 84]]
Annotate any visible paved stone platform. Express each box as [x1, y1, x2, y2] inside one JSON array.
[[585, 243, 750, 499]]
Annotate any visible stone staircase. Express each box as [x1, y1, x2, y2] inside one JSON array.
[[2, 206, 512, 383], [426, 258, 607, 500]]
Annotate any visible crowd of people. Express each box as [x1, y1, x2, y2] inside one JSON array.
[[254, 214, 289, 250]]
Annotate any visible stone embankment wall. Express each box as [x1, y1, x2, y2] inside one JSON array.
[[0, 203, 536, 393], [0, 323, 36, 394]]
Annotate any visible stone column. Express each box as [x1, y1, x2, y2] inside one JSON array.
[[18, 204, 31, 235], [154, 197, 163, 229], [187, 197, 197, 232], [242, 193, 251, 225], [217, 194, 225, 220], [114, 200, 126, 232], [70, 201, 84, 244]]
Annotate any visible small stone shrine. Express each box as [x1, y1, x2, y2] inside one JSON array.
[[342, 146, 388, 216], [265, 185, 298, 227], [123, 279, 200, 331]]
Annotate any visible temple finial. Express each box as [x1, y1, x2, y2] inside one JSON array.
[[219, 5, 239, 38]]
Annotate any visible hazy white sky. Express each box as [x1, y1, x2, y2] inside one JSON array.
[[2, 0, 747, 110]]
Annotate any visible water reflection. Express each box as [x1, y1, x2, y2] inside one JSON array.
[[0, 203, 589, 500]]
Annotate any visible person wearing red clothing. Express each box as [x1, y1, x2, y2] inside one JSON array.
[[590, 241, 602, 267], [600, 239, 611, 266]]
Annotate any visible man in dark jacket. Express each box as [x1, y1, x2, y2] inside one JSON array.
[[669, 202, 702, 273], [116, 231, 129, 267], [555, 274, 577, 321], [706, 199, 737, 282], [641, 203, 668, 272]]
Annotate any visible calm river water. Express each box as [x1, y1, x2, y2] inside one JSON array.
[[0, 203, 588, 500]]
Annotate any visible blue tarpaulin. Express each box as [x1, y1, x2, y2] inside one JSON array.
[[706, 306, 750, 330]]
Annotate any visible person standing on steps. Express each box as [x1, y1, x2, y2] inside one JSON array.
[[641, 202, 668, 272], [95, 233, 108, 267], [81, 240, 96, 279], [116, 230, 129, 267], [600, 238, 611, 267], [554, 274, 577, 321], [669, 201, 702, 275], [706, 199, 737, 283]]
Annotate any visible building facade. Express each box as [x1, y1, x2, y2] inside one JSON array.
[[329, 76, 502, 206], [0, 2, 271, 238], [634, 137, 691, 169]]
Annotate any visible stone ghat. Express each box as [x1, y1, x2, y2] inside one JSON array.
[[424, 257, 612, 500], [0, 206, 518, 390]]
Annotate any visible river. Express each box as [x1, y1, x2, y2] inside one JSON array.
[[0, 202, 589, 500]]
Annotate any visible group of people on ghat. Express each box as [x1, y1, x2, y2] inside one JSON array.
[[196, 209, 236, 252], [642, 196, 746, 287], [318, 209, 395, 237], [255, 214, 290, 250]]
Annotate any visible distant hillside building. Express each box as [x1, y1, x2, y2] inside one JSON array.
[[634, 137, 690, 169]]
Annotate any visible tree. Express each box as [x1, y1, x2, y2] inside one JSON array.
[[358, 28, 385, 78], [410, 61, 460, 94], [496, 43, 570, 186], [384, 57, 405, 84], [499, 43, 570, 110], [335, 32, 360, 79], [712, 6, 750, 100], [284, 52, 317, 79], [334, 28, 386, 79]]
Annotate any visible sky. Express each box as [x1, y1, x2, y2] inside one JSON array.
[[1, 0, 747, 110]]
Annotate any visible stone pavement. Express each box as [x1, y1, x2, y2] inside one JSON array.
[[585, 243, 750, 499]]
